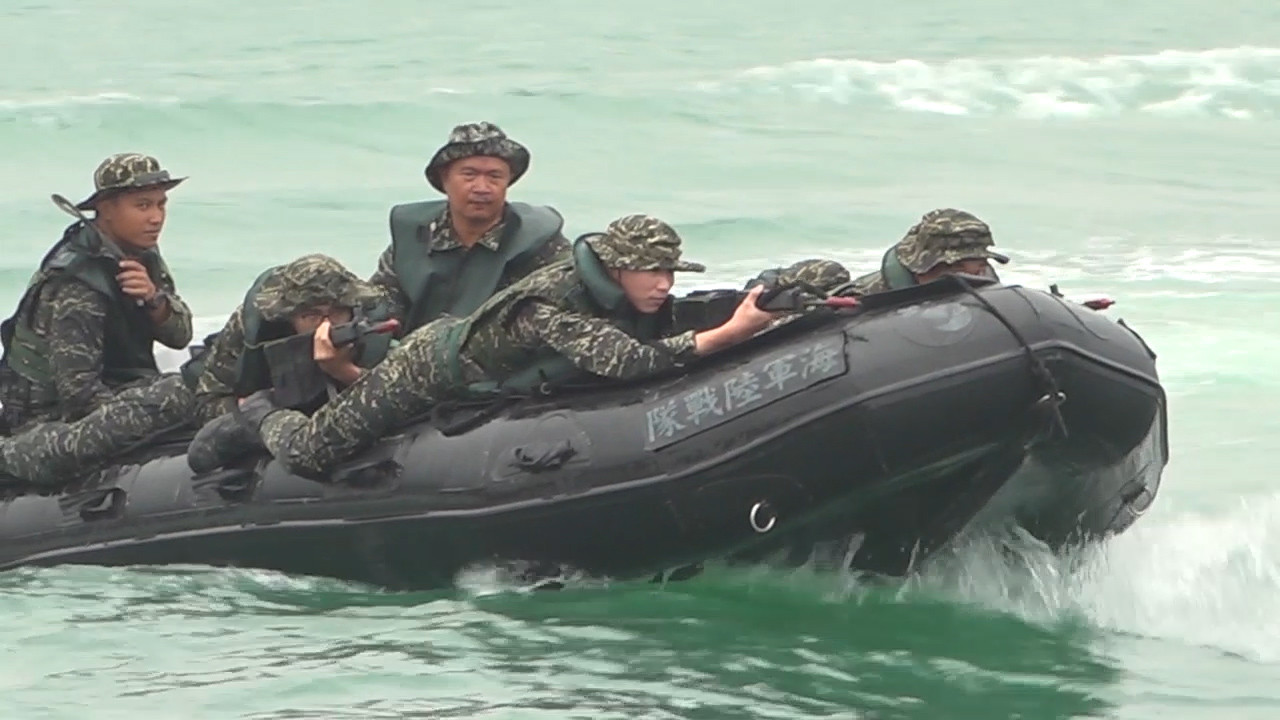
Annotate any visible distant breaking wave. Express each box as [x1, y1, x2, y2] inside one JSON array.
[[0, 91, 170, 111], [0, 89, 469, 126], [8, 47, 1280, 125], [700, 46, 1280, 119]]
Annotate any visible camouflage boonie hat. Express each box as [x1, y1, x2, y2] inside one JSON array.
[[895, 208, 1010, 274], [585, 214, 706, 273], [424, 121, 531, 193], [777, 259, 851, 292], [253, 253, 380, 321], [76, 153, 186, 210]]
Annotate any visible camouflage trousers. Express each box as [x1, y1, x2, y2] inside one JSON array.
[[260, 318, 477, 478], [0, 374, 195, 486]]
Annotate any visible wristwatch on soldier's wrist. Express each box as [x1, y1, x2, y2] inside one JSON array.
[[143, 290, 169, 311]]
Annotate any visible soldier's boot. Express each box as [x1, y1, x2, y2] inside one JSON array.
[[186, 391, 279, 474]]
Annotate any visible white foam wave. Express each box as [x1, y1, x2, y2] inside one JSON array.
[[0, 91, 177, 111], [702, 46, 1280, 119], [912, 494, 1280, 664], [0, 88, 467, 120], [0, 92, 184, 128], [1002, 244, 1280, 289]]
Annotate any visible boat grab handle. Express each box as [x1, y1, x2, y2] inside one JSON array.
[[75, 487, 127, 521], [511, 440, 577, 473]]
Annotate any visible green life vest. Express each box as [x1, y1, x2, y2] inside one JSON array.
[[388, 200, 565, 332], [230, 268, 291, 395], [0, 222, 162, 391], [569, 235, 661, 342], [438, 236, 667, 396], [880, 246, 918, 290]]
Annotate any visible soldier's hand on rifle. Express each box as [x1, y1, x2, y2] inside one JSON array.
[[313, 319, 362, 387], [691, 286, 783, 357]]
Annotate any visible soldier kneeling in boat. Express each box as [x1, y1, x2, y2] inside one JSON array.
[[182, 254, 395, 474], [0, 154, 196, 487], [188, 214, 784, 479]]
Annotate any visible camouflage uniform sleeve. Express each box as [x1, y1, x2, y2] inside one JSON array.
[[366, 243, 409, 324], [192, 305, 248, 425], [152, 274, 194, 349], [518, 301, 699, 380], [45, 279, 117, 421], [847, 270, 889, 295]]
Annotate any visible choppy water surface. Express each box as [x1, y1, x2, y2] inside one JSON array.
[[2, 0, 1278, 716]]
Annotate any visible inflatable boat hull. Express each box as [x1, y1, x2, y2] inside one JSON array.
[[0, 280, 1168, 588]]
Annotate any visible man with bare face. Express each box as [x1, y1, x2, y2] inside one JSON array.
[[0, 154, 196, 486], [368, 122, 572, 335]]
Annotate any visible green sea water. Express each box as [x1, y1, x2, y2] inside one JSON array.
[[3, 1, 1279, 717]]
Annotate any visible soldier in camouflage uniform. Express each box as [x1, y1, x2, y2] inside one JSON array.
[[847, 208, 1009, 294], [0, 154, 195, 486], [367, 121, 572, 333], [190, 254, 381, 426], [192, 214, 779, 479], [184, 254, 382, 473]]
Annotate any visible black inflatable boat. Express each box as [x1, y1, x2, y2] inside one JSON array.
[[0, 277, 1168, 589]]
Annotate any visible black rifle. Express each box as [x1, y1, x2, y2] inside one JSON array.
[[262, 315, 400, 409]]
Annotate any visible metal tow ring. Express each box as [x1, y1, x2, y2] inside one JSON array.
[[749, 501, 776, 533]]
